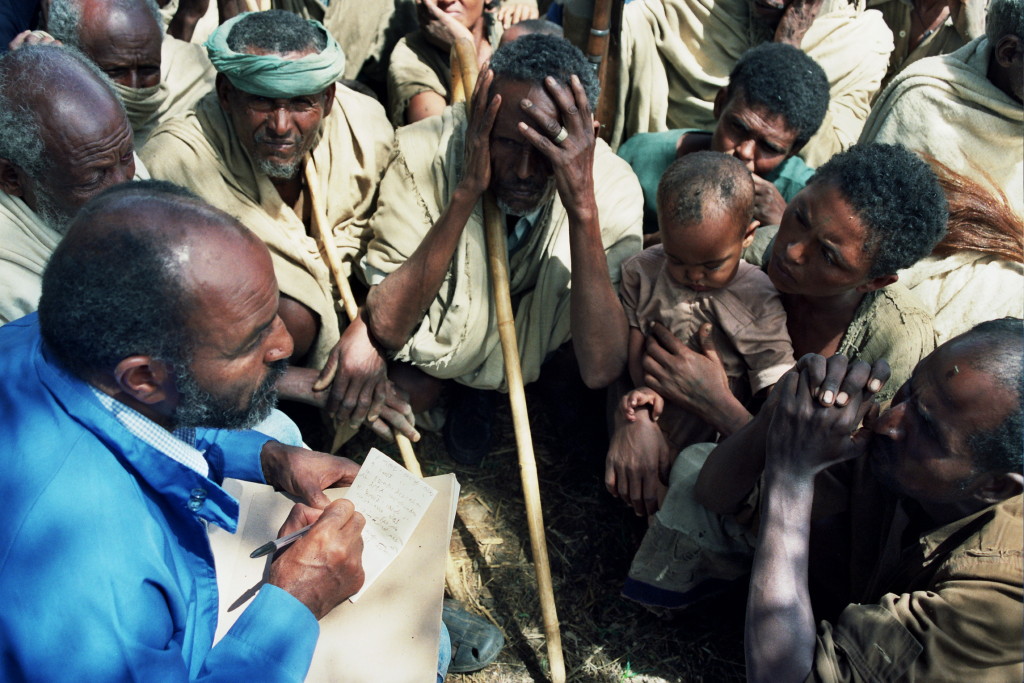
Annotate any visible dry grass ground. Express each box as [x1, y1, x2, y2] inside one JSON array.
[[338, 385, 748, 683]]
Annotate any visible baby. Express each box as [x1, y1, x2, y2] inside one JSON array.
[[619, 151, 795, 451]]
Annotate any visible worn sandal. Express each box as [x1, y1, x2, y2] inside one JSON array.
[[441, 602, 504, 673]]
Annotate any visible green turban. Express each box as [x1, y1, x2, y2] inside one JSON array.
[[205, 13, 345, 98]]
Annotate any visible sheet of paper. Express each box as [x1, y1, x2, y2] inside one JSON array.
[[346, 448, 438, 601], [209, 470, 459, 683]]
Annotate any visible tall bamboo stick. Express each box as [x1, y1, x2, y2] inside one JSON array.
[[304, 162, 423, 478], [452, 38, 566, 683]]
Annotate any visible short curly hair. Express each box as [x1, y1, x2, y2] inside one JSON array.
[[488, 33, 599, 110], [809, 143, 947, 277], [226, 9, 327, 54], [38, 181, 231, 380], [725, 43, 830, 149], [987, 0, 1024, 42], [657, 151, 754, 230]]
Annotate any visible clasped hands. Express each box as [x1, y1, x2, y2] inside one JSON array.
[[764, 353, 890, 480]]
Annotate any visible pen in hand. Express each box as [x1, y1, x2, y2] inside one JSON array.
[[250, 523, 313, 559]]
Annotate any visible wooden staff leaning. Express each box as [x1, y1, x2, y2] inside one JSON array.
[[586, 0, 624, 143], [303, 161, 424, 478], [450, 39, 566, 683]]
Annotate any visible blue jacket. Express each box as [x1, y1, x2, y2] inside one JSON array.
[[0, 315, 319, 681]]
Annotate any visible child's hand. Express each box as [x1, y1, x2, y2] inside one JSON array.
[[621, 387, 664, 422]]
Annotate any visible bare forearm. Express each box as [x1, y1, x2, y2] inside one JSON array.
[[218, 0, 246, 23], [567, 206, 629, 388], [166, 1, 207, 42], [366, 187, 479, 350], [694, 410, 767, 513], [276, 366, 328, 408], [745, 472, 816, 683], [703, 393, 754, 438]]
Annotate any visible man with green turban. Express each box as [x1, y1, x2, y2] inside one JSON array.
[[142, 10, 412, 444]]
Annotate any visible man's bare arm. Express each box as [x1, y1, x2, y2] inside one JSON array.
[[366, 70, 500, 351], [745, 356, 880, 682], [167, 0, 209, 42]]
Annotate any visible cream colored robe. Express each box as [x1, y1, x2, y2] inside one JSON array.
[[325, 0, 419, 83], [119, 34, 215, 148], [860, 38, 1024, 219], [364, 104, 643, 391], [612, 0, 894, 167], [0, 194, 60, 325], [141, 88, 395, 368], [900, 252, 1024, 346]]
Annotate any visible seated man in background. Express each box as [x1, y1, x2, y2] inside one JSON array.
[[40, 0, 215, 148], [612, 0, 894, 167], [363, 34, 642, 463], [0, 181, 367, 680], [618, 42, 830, 237], [746, 319, 1023, 681], [143, 11, 408, 444], [860, 0, 1024, 218], [0, 43, 138, 325]]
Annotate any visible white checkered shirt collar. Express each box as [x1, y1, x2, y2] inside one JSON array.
[[89, 387, 210, 478]]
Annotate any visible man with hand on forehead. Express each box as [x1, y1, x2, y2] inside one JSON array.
[[362, 34, 642, 463], [142, 11, 410, 445]]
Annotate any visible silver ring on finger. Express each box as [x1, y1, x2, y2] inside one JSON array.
[[552, 126, 569, 145]]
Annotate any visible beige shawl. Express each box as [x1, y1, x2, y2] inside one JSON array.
[[0, 194, 60, 325], [612, 0, 894, 167], [364, 105, 643, 391], [860, 38, 1024, 218], [900, 251, 1024, 346], [141, 87, 394, 368], [324, 0, 419, 82]]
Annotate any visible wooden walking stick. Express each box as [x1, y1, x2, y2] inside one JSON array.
[[303, 161, 424, 478], [452, 38, 567, 683], [587, 0, 624, 143]]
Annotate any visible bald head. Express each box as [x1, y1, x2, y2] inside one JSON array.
[[0, 44, 117, 176], [48, 0, 162, 88], [0, 44, 134, 232], [954, 318, 1024, 473], [39, 181, 262, 380]]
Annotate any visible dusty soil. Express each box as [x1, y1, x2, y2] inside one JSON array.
[[338, 385, 748, 683]]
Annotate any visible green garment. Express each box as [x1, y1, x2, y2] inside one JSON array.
[[616, 129, 815, 234]]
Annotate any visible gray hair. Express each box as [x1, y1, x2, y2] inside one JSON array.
[[226, 10, 327, 54], [987, 0, 1024, 42], [47, 0, 163, 48], [488, 33, 599, 110], [0, 44, 117, 178]]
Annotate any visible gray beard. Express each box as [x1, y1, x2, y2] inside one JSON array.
[[496, 180, 555, 218], [255, 156, 301, 181], [173, 359, 288, 430], [34, 189, 74, 236]]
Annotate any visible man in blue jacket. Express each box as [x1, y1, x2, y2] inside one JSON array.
[[0, 181, 367, 681]]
